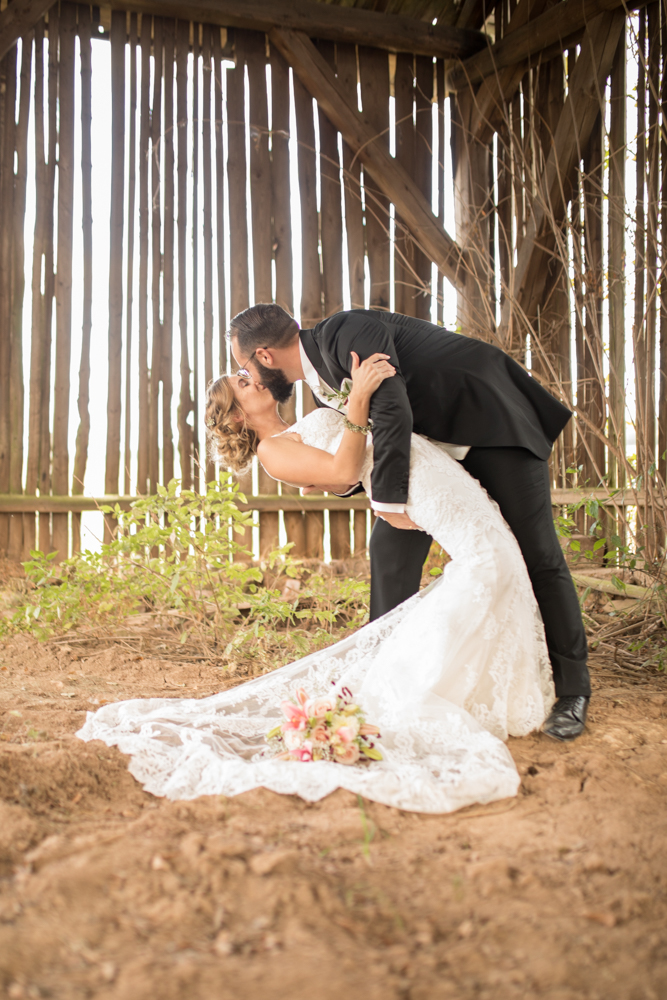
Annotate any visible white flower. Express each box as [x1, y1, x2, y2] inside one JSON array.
[[283, 728, 304, 751]]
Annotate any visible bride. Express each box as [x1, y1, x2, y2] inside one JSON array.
[[78, 353, 554, 814]]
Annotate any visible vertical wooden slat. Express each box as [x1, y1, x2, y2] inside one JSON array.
[[213, 27, 227, 361], [162, 18, 175, 487], [659, 10, 667, 491], [436, 58, 445, 327], [358, 46, 390, 311], [177, 19, 192, 490], [226, 32, 253, 553], [137, 13, 151, 495], [104, 9, 126, 520], [25, 20, 46, 555], [201, 24, 214, 487], [270, 43, 304, 555], [0, 45, 17, 555], [608, 26, 626, 496], [72, 5, 93, 552], [191, 24, 201, 490], [644, 3, 660, 505], [294, 67, 323, 557], [317, 40, 349, 560], [123, 13, 138, 496], [337, 43, 364, 310], [633, 9, 647, 538], [581, 122, 605, 487], [413, 54, 433, 321], [7, 34, 32, 561], [394, 52, 415, 316], [149, 17, 163, 492], [52, 4, 76, 559], [246, 30, 279, 554]]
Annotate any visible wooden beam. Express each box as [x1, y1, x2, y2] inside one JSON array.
[[97, 0, 486, 60], [448, 0, 646, 92], [0, 0, 55, 60], [270, 28, 463, 288], [499, 11, 624, 337], [0, 489, 657, 514]]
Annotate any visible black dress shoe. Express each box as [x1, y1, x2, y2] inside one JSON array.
[[542, 696, 589, 741]]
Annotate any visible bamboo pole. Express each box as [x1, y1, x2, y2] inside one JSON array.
[[337, 43, 364, 311], [162, 17, 175, 486], [358, 46, 390, 311], [52, 4, 76, 560], [137, 13, 151, 495], [0, 45, 16, 556], [149, 16, 163, 493], [25, 19, 46, 556], [72, 4, 93, 553], [176, 18, 192, 489], [123, 13, 138, 497], [104, 9, 126, 526], [7, 33, 32, 562]]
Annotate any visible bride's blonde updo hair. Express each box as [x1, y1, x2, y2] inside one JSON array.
[[205, 375, 259, 475]]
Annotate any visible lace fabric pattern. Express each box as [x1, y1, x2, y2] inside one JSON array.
[[77, 408, 554, 814]]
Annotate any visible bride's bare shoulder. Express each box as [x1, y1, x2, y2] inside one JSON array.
[[257, 432, 303, 459]]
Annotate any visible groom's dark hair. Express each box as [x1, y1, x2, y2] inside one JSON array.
[[230, 303, 299, 355]]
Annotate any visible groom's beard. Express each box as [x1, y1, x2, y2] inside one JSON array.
[[253, 359, 294, 404]]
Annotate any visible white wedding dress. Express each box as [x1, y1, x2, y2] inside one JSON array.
[[78, 408, 554, 813]]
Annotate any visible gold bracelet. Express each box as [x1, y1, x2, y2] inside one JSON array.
[[343, 415, 372, 435]]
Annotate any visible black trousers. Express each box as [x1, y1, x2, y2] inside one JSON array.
[[369, 446, 590, 698]]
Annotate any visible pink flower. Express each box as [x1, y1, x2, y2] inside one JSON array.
[[311, 725, 329, 744], [306, 697, 335, 719], [280, 700, 308, 730], [334, 744, 360, 766], [335, 722, 359, 744], [293, 740, 313, 762]]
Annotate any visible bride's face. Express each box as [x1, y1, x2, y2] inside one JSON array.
[[229, 373, 276, 428]]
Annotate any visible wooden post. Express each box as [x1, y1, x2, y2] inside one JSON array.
[[358, 46, 390, 310], [413, 54, 433, 321], [52, 4, 76, 560], [633, 9, 647, 546], [394, 52, 416, 317], [191, 23, 201, 491], [176, 19, 192, 489], [162, 17, 175, 486], [137, 13, 151, 496], [213, 27, 227, 362], [201, 24, 214, 486], [104, 9, 126, 527], [659, 10, 667, 495], [72, 5, 94, 552]]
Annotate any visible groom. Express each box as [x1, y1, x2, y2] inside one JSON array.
[[229, 304, 590, 742]]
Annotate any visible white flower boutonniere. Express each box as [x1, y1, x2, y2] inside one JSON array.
[[321, 377, 353, 411]]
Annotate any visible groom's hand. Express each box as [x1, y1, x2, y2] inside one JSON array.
[[376, 511, 421, 531]]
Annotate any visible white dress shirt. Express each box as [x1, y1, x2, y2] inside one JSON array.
[[298, 340, 469, 514]]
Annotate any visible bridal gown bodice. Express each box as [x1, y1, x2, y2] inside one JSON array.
[[78, 409, 555, 813]]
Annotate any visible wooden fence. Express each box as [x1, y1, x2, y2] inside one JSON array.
[[0, 0, 664, 563]]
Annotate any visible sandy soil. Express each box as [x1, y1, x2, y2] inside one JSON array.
[[1, 629, 666, 1000]]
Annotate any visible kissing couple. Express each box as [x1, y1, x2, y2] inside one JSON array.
[[79, 305, 589, 813]]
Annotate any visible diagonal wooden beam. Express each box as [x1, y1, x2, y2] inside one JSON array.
[[103, 0, 487, 60], [448, 0, 644, 92], [270, 27, 464, 288], [0, 0, 55, 59], [499, 10, 624, 337]]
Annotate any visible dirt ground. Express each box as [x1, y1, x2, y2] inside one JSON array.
[[1, 618, 666, 999]]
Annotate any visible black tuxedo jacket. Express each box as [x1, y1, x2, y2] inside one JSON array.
[[300, 309, 572, 505]]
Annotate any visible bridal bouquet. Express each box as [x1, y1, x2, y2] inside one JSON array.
[[266, 686, 383, 765]]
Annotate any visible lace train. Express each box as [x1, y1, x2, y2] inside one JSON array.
[[78, 409, 554, 814]]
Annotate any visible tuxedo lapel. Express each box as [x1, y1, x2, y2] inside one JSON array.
[[299, 329, 343, 397]]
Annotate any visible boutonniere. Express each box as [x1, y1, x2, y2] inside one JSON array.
[[321, 377, 353, 410]]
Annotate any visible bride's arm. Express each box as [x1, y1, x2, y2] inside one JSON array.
[[257, 352, 395, 491]]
